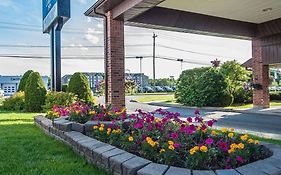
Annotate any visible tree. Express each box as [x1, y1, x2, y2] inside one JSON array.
[[176, 67, 232, 107], [18, 70, 33, 92], [220, 60, 251, 96], [25, 72, 47, 112], [67, 72, 93, 103]]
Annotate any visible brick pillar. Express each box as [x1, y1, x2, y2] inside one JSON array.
[[252, 38, 270, 108], [105, 11, 125, 108]]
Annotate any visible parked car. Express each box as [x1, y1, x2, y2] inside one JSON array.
[[154, 86, 165, 92], [171, 86, 176, 91], [163, 86, 174, 92], [0, 89, 4, 97], [143, 86, 155, 93]]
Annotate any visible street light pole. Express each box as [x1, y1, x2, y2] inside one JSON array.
[[153, 33, 157, 82], [136, 56, 143, 87], [177, 59, 184, 71]]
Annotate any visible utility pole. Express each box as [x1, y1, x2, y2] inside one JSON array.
[[152, 33, 157, 82], [136, 56, 143, 87], [177, 59, 184, 71]]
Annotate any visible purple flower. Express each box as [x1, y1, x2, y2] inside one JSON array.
[[218, 140, 228, 151], [170, 132, 179, 139], [205, 138, 213, 145], [187, 117, 193, 123], [173, 143, 181, 148], [194, 109, 200, 115], [236, 156, 244, 164], [134, 120, 144, 129]]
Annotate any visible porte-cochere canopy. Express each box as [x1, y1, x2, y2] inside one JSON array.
[[85, 0, 281, 108]]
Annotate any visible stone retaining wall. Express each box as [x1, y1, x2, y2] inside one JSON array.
[[34, 115, 281, 175]]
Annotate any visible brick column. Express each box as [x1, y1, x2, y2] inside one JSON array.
[[105, 11, 125, 108], [252, 38, 270, 108]]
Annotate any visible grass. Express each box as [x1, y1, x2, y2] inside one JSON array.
[[0, 110, 110, 175], [225, 101, 281, 110], [136, 94, 175, 103]]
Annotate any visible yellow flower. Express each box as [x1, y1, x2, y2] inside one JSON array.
[[200, 146, 208, 152], [100, 124, 105, 128], [89, 111, 96, 115], [160, 148, 165, 153], [221, 128, 228, 133], [228, 133, 234, 138], [168, 140, 174, 145], [228, 148, 235, 154], [146, 137, 152, 142], [93, 125, 98, 130], [240, 134, 248, 141], [116, 129, 122, 134], [168, 145, 175, 150], [238, 143, 245, 149], [189, 149, 196, 155], [193, 146, 199, 151], [211, 130, 217, 136], [99, 127, 104, 132], [128, 136, 134, 142], [230, 128, 235, 132], [248, 139, 254, 144], [230, 143, 238, 150], [196, 126, 201, 131], [255, 140, 260, 145]]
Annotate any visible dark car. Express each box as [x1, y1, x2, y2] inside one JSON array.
[[143, 86, 155, 93], [154, 86, 165, 92], [163, 86, 174, 92]]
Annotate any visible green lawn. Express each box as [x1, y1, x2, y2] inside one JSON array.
[[0, 110, 110, 175], [225, 101, 281, 109], [136, 94, 175, 103]]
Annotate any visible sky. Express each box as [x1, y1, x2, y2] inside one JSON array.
[[0, 0, 252, 79]]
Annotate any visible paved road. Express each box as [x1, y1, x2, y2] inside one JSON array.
[[97, 96, 281, 139]]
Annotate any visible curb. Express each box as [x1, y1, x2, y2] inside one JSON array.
[[35, 115, 281, 175], [145, 102, 281, 117]]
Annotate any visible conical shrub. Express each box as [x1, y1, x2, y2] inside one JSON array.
[[67, 72, 93, 103], [25, 72, 47, 112], [18, 70, 33, 92]]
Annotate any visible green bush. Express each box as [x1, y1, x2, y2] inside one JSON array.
[[270, 92, 281, 101], [176, 67, 232, 107], [25, 72, 47, 112], [67, 72, 94, 103], [18, 70, 33, 92], [125, 80, 137, 94], [62, 84, 68, 92], [43, 91, 77, 112], [233, 87, 253, 104], [3, 92, 25, 111]]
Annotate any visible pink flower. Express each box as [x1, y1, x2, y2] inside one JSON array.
[[218, 140, 228, 151], [170, 132, 179, 139], [207, 120, 214, 127], [236, 156, 244, 164], [187, 117, 193, 123], [134, 120, 144, 129], [173, 143, 181, 148], [194, 109, 200, 115], [205, 138, 213, 145]]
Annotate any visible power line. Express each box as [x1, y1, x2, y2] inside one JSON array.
[[157, 44, 244, 59], [0, 44, 151, 48]]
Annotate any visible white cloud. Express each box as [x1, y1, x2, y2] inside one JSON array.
[[0, 0, 20, 12], [84, 28, 100, 44], [87, 17, 92, 23], [79, 0, 88, 4]]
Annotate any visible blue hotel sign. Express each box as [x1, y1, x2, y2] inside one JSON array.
[[42, 0, 70, 33]]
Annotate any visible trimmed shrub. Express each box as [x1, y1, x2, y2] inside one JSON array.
[[3, 92, 25, 111], [62, 84, 68, 92], [233, 87, 253, 104], [176, 67, 232, 107], [67, 72, 94, 103], [125, 80, 137, 94], [25, 72, 47, 112], [43, 91, 77, 112], [270, 92, 281, 101], [18, 70, 33, 92]]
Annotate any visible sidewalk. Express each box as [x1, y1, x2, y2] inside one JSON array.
[[146, 102, 281, 117]]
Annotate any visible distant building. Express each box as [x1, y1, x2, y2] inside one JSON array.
[[62, 73, 105, 92], [62, 72, 149, 92], [0, 75, 49, 96]]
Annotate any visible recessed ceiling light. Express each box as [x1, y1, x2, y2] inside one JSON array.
[[262, 8, 273, 12]]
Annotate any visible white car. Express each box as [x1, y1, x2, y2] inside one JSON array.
[[0, 89, 4, 97]]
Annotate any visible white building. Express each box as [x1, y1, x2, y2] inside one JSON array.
[[0, 75, 49, 96]]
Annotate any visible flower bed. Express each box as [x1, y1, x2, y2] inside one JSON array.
[[47, 101, 127, 123], [90, 108, 272, 170]]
